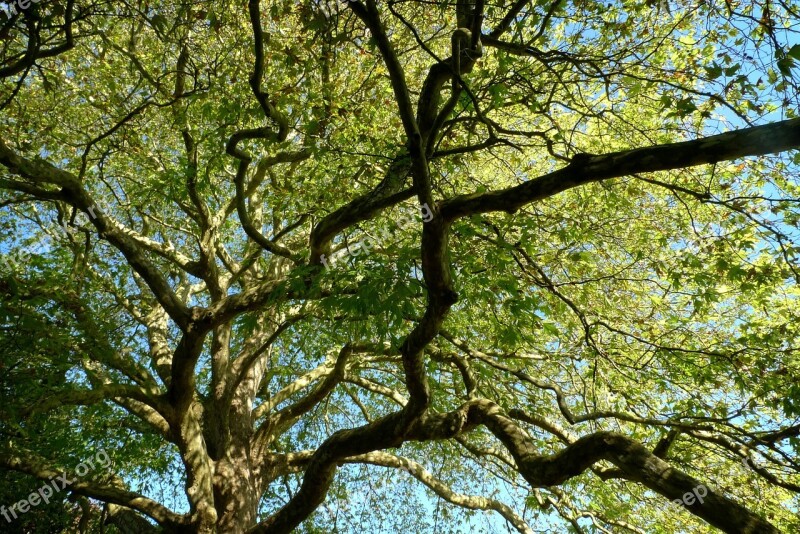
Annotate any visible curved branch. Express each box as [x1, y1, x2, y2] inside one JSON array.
[[346, 451, 533, 534], [488, 0, 531, 39], [268, 344, 355, 424], [231, 158, 297, 261], [468, 400, 781, 534], [105, 504, 162, 534], [257, 397, 778, 533], [0, 0, 75, 79], [248, 412, 405, 533], [344, 375, 408, 406]]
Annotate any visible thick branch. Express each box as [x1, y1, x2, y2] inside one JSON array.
[[348, 0, 419, 142], [441, 118, 800, 220], [273, 345, 354, 423], [25, 385, 166, 418], [0, 0, 76, 79], [468, 400, 781, 534], [248, 413, 405, 533], [105, 504, 162, 534]]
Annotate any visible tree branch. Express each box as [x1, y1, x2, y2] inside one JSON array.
[[441, 118, 800, 220], [346, 451, 533, 534], [0, 447, 190, 529], [0, 139, 193, 330]]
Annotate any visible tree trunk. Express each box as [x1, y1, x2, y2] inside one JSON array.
[[213, 448, 260, 534]]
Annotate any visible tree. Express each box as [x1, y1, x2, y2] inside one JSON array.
[[1, 0, 800, 532]]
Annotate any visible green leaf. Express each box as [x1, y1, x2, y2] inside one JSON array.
[[705, 63, 723, 79], [673, 97, 698, 117], [777, 57, 795, 76], [724, 63, 740, 76]]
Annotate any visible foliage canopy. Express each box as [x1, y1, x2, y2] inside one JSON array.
[[2, 0, 800, 532]]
